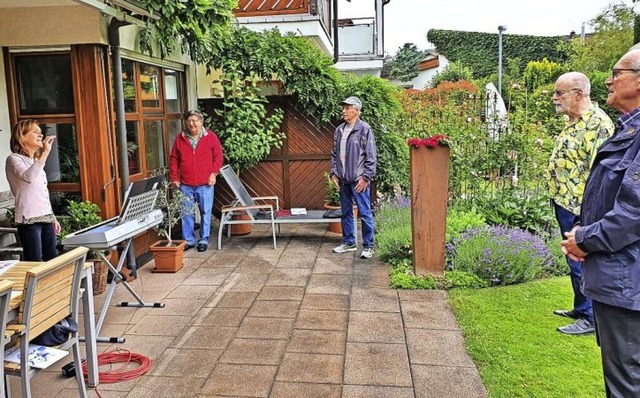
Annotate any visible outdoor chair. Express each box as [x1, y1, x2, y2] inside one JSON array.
[[4, 247, 89, 398], [218, 165, 347, 250]]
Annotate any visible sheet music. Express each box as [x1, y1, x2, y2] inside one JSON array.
[[0, 260, 18, 276], [291, 208, 307, 215]]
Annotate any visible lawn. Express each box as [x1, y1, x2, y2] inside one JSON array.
[[448, 277, 604, 398]]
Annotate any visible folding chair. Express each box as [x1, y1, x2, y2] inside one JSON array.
[[4, 247, 89, 398]]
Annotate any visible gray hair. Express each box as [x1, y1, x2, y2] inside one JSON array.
[[558, 72, 591, 97]]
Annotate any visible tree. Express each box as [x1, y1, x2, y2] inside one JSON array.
[[138, 0, 237, 62], [562, 3, 634, 73], [382, 43, 426, 82]]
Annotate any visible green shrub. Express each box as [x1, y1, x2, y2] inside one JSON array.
[[447, 225, 553, 286], [443, 271, 490, 289], [58, 200, 102, 241], [474, 190, 554, 236], [446, 207, 486, 242], [389, 260, 438, 289], [430, 62, 474, 87], [522, 58, 566, 91]]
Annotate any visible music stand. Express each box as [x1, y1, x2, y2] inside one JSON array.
[[84, 176, 165, 343]]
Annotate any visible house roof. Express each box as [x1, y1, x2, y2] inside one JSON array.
[[417, 53, 440, 71]]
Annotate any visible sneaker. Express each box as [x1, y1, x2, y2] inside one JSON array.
[[360, 247, 374, 259], [558, 318, 595, 335], [553, 309, 580, 319], [333, 244, 357, 253]]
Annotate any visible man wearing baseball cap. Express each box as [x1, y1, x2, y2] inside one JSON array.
[[329, 96, 377, 259]]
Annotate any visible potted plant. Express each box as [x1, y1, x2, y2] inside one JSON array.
[[322, 172, 358, 234], [57, 200, 110, 295], [148, 174, 197, 273]]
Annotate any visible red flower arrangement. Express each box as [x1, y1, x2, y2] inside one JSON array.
[[407, 134, 451, 148]]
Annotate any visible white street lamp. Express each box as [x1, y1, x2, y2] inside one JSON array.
[[498, 25, 507, 95]]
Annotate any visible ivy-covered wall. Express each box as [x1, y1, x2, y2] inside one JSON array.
[[427, 29, 569, 78]]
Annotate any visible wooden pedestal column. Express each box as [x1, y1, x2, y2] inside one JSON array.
[[410, 146, 450, 276]]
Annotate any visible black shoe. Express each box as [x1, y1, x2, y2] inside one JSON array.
[[184, 244, 195, 251], [553, 309, 579, 319], [197, 243, 208, 252]]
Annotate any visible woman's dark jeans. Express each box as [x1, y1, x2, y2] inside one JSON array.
[[17, 222, 58, 261]]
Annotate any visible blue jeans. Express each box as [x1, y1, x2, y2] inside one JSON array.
[[17, 222, 58, 261], [553, 201, 593, 323], [180, 184, 214, 246], [339, 182, 374, 248]]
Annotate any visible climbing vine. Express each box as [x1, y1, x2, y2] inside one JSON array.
[[427, 29, 568, 79]]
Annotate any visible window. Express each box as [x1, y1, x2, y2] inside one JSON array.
[[119, 60, 185, 178], [15, 54, 74, 115], [10, 52, 81, 210]]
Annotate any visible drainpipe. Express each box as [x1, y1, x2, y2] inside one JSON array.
[[333, 0, 339, 63], [108, 18, 138, 275]]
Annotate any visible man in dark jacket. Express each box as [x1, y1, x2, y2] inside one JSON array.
[[330, 96, 377, 259], [562, 49, 640, 396], [169, 110, 223, 252]]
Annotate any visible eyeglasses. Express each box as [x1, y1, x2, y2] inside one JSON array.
[[553, 88, 580, 97], [611, 68, 640, 79]]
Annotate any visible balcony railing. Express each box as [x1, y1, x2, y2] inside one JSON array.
[[338, 18, 377, 56]]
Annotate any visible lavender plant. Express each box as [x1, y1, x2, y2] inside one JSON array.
[[446, 225, 554, 286]]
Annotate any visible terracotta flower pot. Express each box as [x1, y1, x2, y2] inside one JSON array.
[[323, 203, 358, 234], [149, 239, 187, 273], [229, 213, 252, 236]]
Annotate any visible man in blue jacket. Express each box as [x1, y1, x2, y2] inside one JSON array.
[[330, 96, 377, 259], [562, 49, 640, 396]]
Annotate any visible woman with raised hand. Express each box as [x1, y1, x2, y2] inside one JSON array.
[[6, 120, 60, 261]]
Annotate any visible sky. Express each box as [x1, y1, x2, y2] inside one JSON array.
[[339, 0, 634, 56]]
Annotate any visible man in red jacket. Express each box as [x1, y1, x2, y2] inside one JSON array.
[[169, 110, 223, 252]]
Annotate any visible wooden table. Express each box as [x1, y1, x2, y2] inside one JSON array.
[[3, 261, 100, 387]]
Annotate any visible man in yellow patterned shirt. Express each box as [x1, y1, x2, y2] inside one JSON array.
[[547, 72, 614, 335]]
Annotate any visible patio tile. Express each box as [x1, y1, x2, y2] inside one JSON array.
[[276, 352, 344, 384], [175, 326, 236, 349], [342, 385, 415, 398], [401, 300, 460, 330], [313, 257, 353, 274], [350, 288, 400, 312], [166, 285, 218, 299], [265, 268, 311, 286], [234, 257, 277, 273], [287, 329, 346, 355], [220, 338, 287, 365], [276, 254, 317, 268], [210, 291, 258, 308], [7, 369, 73, 397], [257, 286, 305, 301], [192, 306, 249, 327], [352, 264, 391, 288], [405, 328, 475, 367], [181, 268, 233, 286], [295, 309, 348, 331], [300, 294, 349, 311], [306, 274, 352, 295], [113, 334, 172, 360], [347, 312, 404, 343], [149, 348, 221, 377], [398, 289, 448, 302], [247, 300, 300, 318], [224, 273, 269, 292], [201, 364, 277, 397], [126, 314, 191, 336], [344, 342, 412, 386], [127, 376, 206, 398], [412, 364, 487, 398], [270, 382, 341, 398], [236, 317, 295, 339], [158, 297, 207, 316]]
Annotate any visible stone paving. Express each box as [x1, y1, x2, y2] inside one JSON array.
[[13, 223, 487, 397]]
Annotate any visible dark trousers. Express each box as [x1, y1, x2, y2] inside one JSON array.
[[17, 222, 58, 261], [593, 300, 640, 397], [553, 201, 593, 322]]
